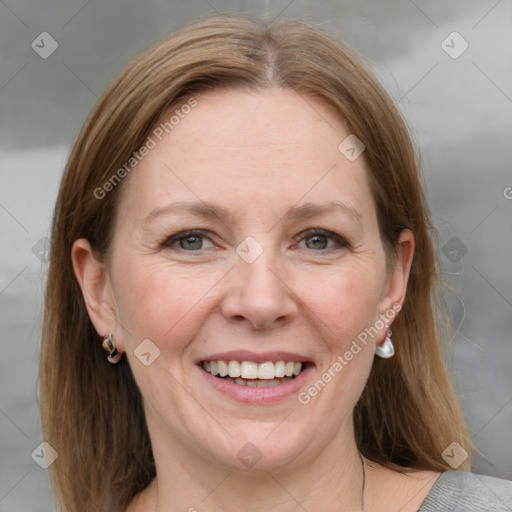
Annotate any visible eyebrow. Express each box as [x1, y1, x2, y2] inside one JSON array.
[[285, 201, 362, 223], [143, 200, 362, 227], [143, 201, 231, 226]]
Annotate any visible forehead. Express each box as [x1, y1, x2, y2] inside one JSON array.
[[116, 88, 376, 225]]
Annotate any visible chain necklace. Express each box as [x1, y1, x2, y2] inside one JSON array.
[[360, 453, 366, 511]]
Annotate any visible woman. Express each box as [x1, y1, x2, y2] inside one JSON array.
[[39, 15, 511, 512]]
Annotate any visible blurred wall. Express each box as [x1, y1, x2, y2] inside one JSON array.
[[1, 1, 511, 510]]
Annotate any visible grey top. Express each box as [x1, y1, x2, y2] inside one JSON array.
[[419, 471, 512, 511]]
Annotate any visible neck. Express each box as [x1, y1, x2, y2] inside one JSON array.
[[137, 416, 365, 512]]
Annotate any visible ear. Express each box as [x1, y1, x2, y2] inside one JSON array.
[[376, 229, 415, 343], [71, 238, 124, 353]]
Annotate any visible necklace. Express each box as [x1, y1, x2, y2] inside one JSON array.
[[360, 453, 366, 511]]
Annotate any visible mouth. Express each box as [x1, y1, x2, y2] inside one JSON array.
[[200, 359, 308, 388]]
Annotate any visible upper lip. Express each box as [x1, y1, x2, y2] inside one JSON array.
[[195, 350, 312, 365]]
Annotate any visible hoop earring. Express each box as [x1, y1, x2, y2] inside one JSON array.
[[101, 334, 121, 364], [375, 328, 395, 359]]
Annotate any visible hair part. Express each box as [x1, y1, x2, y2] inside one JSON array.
[[40, 15, 471, 512]]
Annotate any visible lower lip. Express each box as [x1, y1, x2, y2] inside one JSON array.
[[197, 364, 314, 404]]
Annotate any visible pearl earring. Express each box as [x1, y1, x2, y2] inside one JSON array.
[[101, 334, 121, 364], [375, 328, 395, 359]]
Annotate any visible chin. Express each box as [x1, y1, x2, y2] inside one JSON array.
[[199, 420, 318, 473]]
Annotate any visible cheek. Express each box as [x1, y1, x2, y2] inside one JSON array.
[[112, 259, 221, 353], [290, 266, 383, 438], [300, 260, 385, 350]]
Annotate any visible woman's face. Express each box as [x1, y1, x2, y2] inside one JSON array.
[[79, 88, 413, 473]]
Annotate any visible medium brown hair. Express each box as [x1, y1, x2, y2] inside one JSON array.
[[40, 15, 471, 512]]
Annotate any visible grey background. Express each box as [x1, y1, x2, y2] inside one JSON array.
[[1, 0, 511, 510]]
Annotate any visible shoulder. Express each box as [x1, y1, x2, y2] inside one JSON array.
[[419, 471, 512, 512]]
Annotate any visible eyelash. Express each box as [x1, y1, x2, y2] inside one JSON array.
[[297, 229, 349, 250], [161, 230, 213, 251], [160, 229, 349, 252]]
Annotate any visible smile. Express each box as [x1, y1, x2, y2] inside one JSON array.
[[201, 360, 306, 387]]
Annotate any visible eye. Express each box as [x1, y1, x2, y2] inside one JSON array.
[[162, 230, 215, 251], [296, 229, 348, 251]]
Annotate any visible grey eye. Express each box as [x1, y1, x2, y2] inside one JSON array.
[[179, 235, 204, 250], [304, 234, 329, 250], [162, 230, 214, 251]]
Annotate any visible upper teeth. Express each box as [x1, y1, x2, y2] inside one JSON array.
[[202, 360, 303, 379]]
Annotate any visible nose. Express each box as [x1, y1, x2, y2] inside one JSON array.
[[220, 251, 298, 330]]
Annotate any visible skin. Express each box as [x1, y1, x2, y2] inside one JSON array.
[[72, 88, 439, 511]]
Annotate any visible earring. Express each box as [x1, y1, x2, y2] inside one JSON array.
[[101, 334, 121, 364], [375, 328, 395, 359]]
